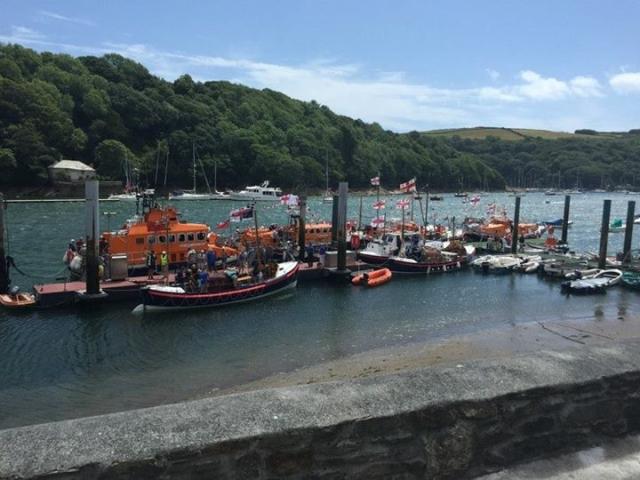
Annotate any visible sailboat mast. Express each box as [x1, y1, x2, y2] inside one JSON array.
[[192, 142, 197, 193]]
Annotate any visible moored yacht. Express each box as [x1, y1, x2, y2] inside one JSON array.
[[229, 181, 282, 202]]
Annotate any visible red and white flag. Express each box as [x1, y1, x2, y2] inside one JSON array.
[[399, 178, 416, 193], [396, 199, 410, 209], [216, 219, 230, 229], [280, 193, 299, 206], [371, 217, 385, 227], [370, 176, 380, 186], [470, 195, 480, 206], [373, 200, 386, 210]]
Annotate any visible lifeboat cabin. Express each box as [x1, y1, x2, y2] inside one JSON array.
[[102, 205, 237, 274]]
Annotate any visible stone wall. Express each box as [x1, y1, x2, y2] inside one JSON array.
[[2, 341, 640, 479]]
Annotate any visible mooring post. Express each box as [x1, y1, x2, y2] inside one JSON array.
[[298, 195, 307, 261], [561, 195, 571, 245], [337, 182, 348, 272], [598, 199, 611, 269], [85, 180, 100, 295], [511, 196, 521, 254], [0, 193, 8, 294], [331, 195, 339, 247], [623, 200, 636, 264]]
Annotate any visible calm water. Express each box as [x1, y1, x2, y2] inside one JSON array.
[[1, 192, 639, 429]]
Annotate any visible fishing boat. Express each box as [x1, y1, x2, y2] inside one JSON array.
[[387, 255, 464, 274], [357, 233, 404, 265], [134, 261, 299, 312], [351, 268, 392, 287], [0, 288, 36, 309], [561, 269, 622, 294], [609, 219, 626, 233], [229, 181, 282, 202], [100, 193, 238, 275]]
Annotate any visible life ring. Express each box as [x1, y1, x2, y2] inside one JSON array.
[[351, 234, 361, 250]]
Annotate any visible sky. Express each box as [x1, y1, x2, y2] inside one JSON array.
[[1, 0, 639, 132]]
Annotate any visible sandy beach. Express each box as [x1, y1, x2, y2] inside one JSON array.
[[205, 311, 639, 398]]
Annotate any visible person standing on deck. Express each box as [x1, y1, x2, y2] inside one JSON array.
[[187, 247, 197, 266], [160, 251, 169, 284], [146, 250, 156, 280], [318, 245, 327, 266], [206, 249, 217, 273]]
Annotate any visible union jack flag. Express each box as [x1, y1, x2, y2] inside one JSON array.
[[396, 199, 410, 209], [400, 178, 416, 193], [373, 200, 386, 210], [370, 176, 380, 186]]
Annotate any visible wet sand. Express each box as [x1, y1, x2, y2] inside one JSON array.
[[204, 312, 640, 398]]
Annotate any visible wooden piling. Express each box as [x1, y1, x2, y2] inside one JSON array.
[[511, 196, 521, 254], [0, 193, 8, 294], [561, 195, 571, 245], [598, 199, 611, 269], [298, 196, 307, 260], [623, 200, 636, 264], [331, 195, 339, 247], [337, 182, 348, 272], [84, 180, 100, 295]]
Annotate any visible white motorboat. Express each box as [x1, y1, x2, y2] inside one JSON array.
[[109, 188, 155, 200], [561, 269, 622, 294], [229, 181, 282, 202]]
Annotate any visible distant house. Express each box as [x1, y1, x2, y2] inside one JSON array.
[[48, 160, 96, 184]]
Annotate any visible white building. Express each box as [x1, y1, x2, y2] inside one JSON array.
[[48, 160, 96, 184]]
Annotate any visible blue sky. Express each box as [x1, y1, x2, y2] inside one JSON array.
[[1, 0, 639, 132]]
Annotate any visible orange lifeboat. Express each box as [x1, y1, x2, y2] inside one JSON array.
[[102, 205, 238, 271], [352, 268, 393, 287]]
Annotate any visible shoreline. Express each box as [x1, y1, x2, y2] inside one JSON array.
[[200, 313, 639, 399]]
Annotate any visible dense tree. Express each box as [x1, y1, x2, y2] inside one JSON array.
[[1, 44, 638, 191]]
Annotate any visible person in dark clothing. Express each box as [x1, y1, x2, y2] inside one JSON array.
[[146, 251, 156, 280], [206, 249, 217, 272], [176, 267, 185, 289]]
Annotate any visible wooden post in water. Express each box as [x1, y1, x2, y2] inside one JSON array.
[[425, 186, 430, 226], [511, 196, 521, 254], [0, 193, 8, 294], [623, 200, 636, 265], [561, 195, 571, 245], [331, 195, 339, 247], [337, 182, 348, 272], [298, 196, 307, 261], [85, 180, 100, 295], [598, 199, 612, 269]]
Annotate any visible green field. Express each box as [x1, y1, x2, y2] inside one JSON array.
[[424, 127, 622, 141]]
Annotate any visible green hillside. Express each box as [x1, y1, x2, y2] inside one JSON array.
[[0, 43, 639, 192]]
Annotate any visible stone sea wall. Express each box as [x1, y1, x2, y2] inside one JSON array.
[[2, 341, 640, 479]]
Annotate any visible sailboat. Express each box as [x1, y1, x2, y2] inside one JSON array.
[[170, 144, 228, 200], [322, 151, 332, 203]]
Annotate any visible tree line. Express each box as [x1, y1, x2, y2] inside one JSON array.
[[0, 44, 638, 192]]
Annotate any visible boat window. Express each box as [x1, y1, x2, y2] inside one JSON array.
[[197, 232, 206, 241], [169, 235, 176, 243], [158, 235, 166, 243], [178, 234, 185, 242], [187, 233, 195, 241], [148, 236, 156, 244], [135, 237, 144, 245]]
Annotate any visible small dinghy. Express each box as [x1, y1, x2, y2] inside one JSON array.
[[561, 269, 622, 294], [352, 268, 392, 287], [0, 287, 36, 309], [622, 271, 640, 290]]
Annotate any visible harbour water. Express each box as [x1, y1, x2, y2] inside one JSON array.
[[1, 191, 640, 429]]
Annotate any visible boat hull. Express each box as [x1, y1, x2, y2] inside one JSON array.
[[387, 257, 464, 274], [136, 262, 298, 312]]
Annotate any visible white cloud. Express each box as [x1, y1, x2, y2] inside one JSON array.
[[8, 25, 45, 41], [486, 68, 500, 81], [0, 34, 615, 131], [570, 76, 603, 97], [609, 72, 640, 94], [38, 10, 94, 26]]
